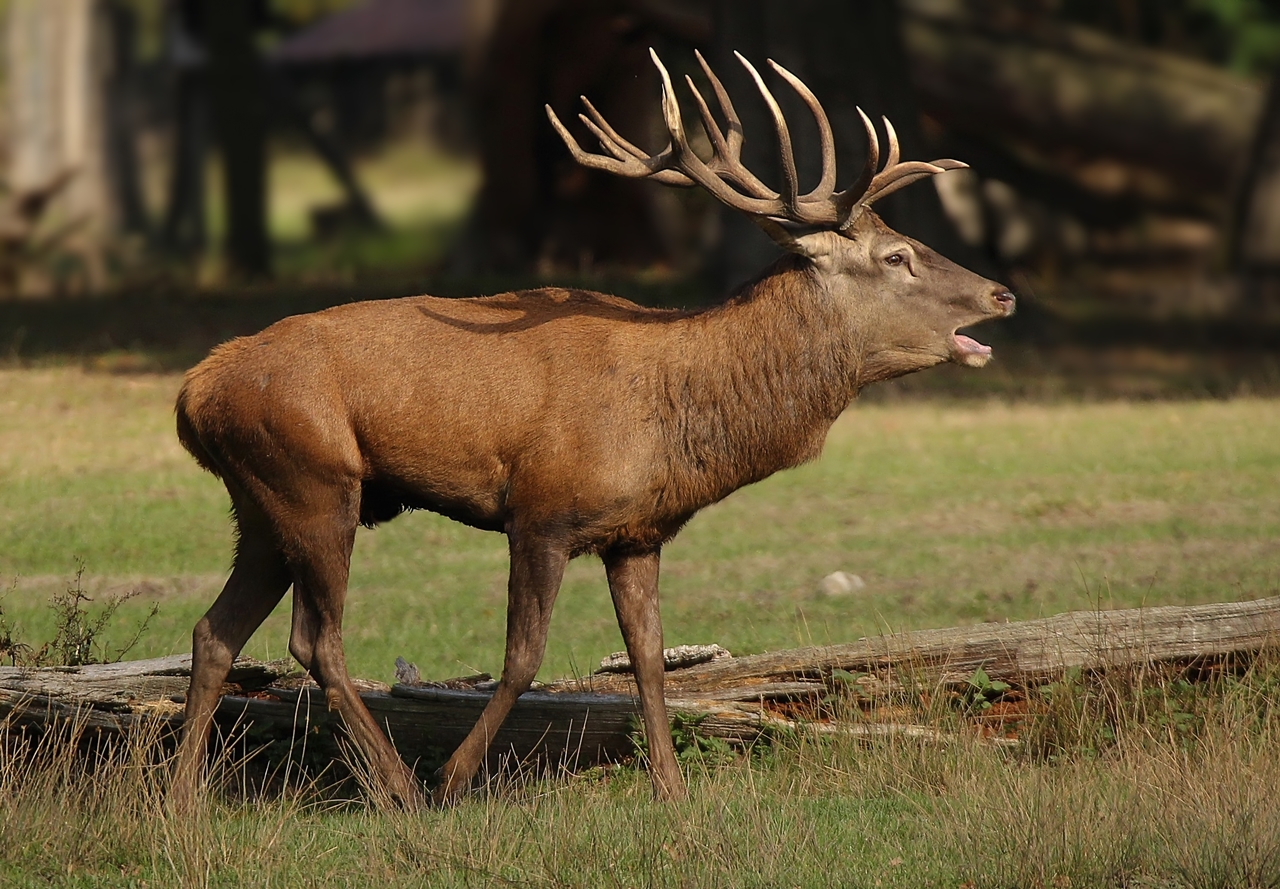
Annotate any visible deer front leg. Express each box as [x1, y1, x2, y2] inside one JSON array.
[[432, 532, 568, 804], [603, 547, 686, 801]]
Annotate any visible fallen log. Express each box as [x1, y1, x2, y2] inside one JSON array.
[[0, 654, 293, 733], [902, 8, 1262, 203], [0, 597, 1275, 767], [560, 595, 1280, 698], [0, 654, 291, 709]]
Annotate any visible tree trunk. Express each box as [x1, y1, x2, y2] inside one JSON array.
[[203, 0, 270, 278], [161, 70, 209, 255], [6, 0, 121, 294], [454, 0, 710, 274], [1233, 64, 1280, 277]]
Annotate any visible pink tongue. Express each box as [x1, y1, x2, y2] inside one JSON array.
[[954, 334, 992, 355]]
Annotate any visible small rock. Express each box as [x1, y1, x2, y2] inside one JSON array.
[[818, 571, 866, 597]]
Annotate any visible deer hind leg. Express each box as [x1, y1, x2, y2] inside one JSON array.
[[433, 531, 568, 805], [603, 547, 686, 801], [283, 489, 423, 810], [174, 493, 291, 805]]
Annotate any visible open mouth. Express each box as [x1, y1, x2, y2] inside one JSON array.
[[951, 330, 993, 368]]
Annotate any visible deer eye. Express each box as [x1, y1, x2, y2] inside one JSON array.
[[884, 253, 905, 267]]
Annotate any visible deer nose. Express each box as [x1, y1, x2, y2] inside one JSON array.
[[993, 290, 1016, 314]]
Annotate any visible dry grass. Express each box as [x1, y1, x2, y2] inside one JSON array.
[[2, 661, 1279, 887], [0, 369, 187, 479]]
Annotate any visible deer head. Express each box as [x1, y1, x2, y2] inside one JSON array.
[[546, 49, 1014, 384]]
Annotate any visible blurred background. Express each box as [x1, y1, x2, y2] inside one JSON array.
[[3, 0, 1280, 680], [0, 0, 1279, 395]]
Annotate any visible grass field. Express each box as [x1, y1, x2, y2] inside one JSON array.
[[2, 367, 1280, 887], [2, 662, 1279, 887], [2, 367, 1278, 682]]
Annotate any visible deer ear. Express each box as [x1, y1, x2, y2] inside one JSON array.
[[755, 219, 841, 262]]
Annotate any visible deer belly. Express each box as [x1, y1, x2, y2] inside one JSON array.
[[359, 449, 511, 532]]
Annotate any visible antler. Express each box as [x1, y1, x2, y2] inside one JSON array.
[[546, 49, 967, 232]]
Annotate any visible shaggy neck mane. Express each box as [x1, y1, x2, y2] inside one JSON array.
[[658, 255, 859, 511]]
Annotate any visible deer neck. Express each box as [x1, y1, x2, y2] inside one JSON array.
[[661, 256, 859, 506]]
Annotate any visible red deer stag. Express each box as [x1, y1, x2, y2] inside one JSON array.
[[172, 49, 1014, 807]]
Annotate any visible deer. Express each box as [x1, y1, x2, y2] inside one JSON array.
[[171, 48, 1014, 809]]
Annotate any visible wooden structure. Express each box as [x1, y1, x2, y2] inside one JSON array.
[[1, 596, 1277, 768]]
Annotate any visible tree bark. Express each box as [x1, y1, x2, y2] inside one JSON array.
[[203, 0, 271, 278], [1232, 64, 1280, 274]]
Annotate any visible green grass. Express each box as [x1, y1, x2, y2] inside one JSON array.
[[1, 367, 1278, 684], [268, 141, 481, 282]]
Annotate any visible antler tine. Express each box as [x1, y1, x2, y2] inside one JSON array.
[[833, 110, 969, 228], [834, 108, 880, 224], [685, 74, 730, 159], [865, 159, 968, 205], [579, 96, 647, 162], [545, 104, 633, 174], [735, 51, 800, 215], [859, 108, 881, 179], [576, 111, 695, 186], [650, 49, 690, 153], [694, 50, 744, 159], [546, 103, 694, 186], [881, 116, 901, 172], [862, 116, 967, 204], [766, 59, 837, 202], [577, 113, 643, 163], [684, 74, 777, 199]]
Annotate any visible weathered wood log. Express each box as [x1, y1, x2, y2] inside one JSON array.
[[0, 654, 291, 710], [1, 597, 1276, 768], [0, 655, 293, 734], [220, 684, 643, 768], [562, 596, 1280, 698]]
